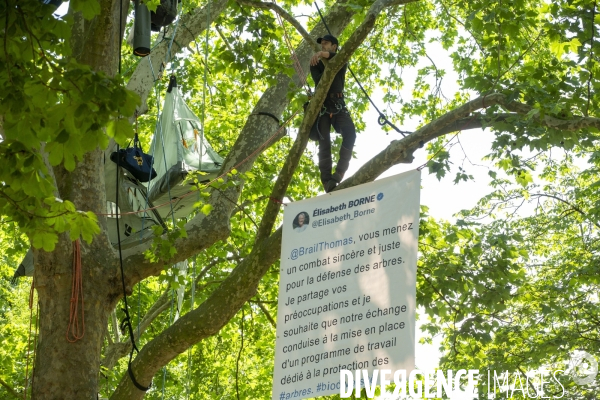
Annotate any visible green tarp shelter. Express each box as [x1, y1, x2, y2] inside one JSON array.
[[147, 76, 224, 220]]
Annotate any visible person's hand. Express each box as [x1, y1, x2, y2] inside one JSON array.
[[310, 51, 329, 66], [310, 52, 321, 66]]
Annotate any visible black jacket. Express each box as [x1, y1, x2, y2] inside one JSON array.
[[310, 52, 347, 96]]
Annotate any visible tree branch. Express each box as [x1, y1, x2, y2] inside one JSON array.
[[0, 377, 20, 399], [126, 0, 230, 113], [215, 24, 234, 54], [530, 193, 600, 230], [236, 0, 315, 48], [337, 93, 600, 191], [255, 298, 277, 328], [119, 0, 358, 290]]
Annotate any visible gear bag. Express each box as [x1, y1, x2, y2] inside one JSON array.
[[110, 133, 157, 183]]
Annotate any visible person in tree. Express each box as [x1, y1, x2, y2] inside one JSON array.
[[309, 34, 356, 193]]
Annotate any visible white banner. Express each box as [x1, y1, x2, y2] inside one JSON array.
[[272, 170, 421, 400]]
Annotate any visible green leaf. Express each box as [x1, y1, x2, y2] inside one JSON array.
[[567, 38, 581, 53], [48, 144, 64, 166], [201, 204, 213, 215], [107, 118, 134, 146], [32, 231, 58, 252], [71, 0, 101, 19], [55, 129, 70, 144]]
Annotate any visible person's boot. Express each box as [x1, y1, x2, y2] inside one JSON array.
[[324, 179, 338, 193], [330, 145, 353, 185]]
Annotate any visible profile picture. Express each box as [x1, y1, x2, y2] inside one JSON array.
[[293, 212, 309, 232]]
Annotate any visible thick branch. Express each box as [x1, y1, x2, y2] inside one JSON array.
[[126, 0, 230, 113], [119, 1, 357, 290], [236, 0, 315, 48], [337, 93, 600, 191], [255, 0, 419, 243], [502, 101, 600, 130]]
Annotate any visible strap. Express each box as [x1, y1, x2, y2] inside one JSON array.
[[251, 112, 280, 125], [128, 354, 151, 392]]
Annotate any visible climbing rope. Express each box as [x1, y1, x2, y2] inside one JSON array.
[[116, 0, 150, 391], [272, 1, 311, 94], [66, 239, 85, 342]]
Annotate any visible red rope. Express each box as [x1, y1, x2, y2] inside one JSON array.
[[66, 240, 85, 342], [273, 4, 310, 93], [269, 196, 288, 206]]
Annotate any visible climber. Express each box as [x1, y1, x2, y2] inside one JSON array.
[[309, 34, 356, 193]]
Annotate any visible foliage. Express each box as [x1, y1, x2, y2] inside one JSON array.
[[0, 0, 138, 251], [1, 0, 600, 398]]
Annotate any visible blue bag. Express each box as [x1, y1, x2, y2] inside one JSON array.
[[110, 134, 157, 183]]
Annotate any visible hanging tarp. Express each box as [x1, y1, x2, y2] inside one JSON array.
[[104, 154, 166, 249], [11, 248, 33, 282], [147, 76, 224, 220]]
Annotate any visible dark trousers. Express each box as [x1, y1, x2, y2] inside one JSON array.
[[313, 108, 356, 149], [310, 101, 356, 185]]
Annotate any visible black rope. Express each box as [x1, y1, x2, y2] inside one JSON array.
[[117, 0, 150, 392], [115, 146, 150, 392], [251, 112, 280, 125], [314, 2, 411, 137]]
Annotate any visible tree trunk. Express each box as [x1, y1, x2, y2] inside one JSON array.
[[31, 1, 123, 398], [33, 243, 113, 400]]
